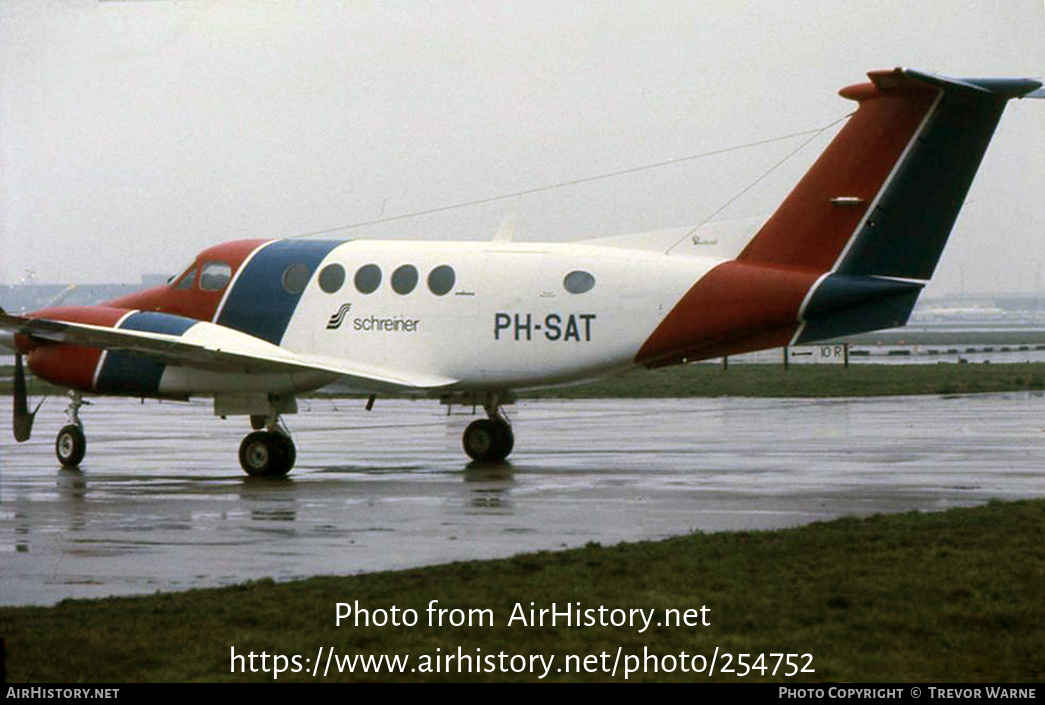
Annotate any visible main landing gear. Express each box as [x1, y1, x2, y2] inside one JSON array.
[[55, 392, 87, 469], [48, 392, 296, 477], [461, 393, 515, 463], [238, 415, 296, 477]]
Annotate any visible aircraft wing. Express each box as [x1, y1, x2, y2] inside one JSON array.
[[0, 311, 456, 392]]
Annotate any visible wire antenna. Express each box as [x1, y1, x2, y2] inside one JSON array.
[[288, 116, 851, 240]]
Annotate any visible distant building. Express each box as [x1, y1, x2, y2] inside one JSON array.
[[0, 274, 167, 313]]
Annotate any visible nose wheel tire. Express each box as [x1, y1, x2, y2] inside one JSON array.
[[55, 425, 87, 468], [463, 418, 514, 462], [239, 431, 296, 477]]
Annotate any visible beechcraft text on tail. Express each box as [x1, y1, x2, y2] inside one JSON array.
[[3, 68, 1043, 476]]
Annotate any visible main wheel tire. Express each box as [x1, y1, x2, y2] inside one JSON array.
[[55, 424, 87, 468], [491, 418, 514, 459], [239, 431, 295, 477], [463, 419, 494, 461], [273, 432, 296, 472], [462, 418, 514, 462]]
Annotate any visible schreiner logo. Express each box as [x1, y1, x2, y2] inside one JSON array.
[[326, 304, 420, 333], [326, 303, 352, 329]]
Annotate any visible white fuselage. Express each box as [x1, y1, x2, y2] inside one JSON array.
[[278, 240, 719, 391]]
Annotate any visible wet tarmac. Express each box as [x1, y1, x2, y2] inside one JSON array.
[[2, 394, 1044, 605]]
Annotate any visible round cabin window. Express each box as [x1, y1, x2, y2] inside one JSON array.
[[318, 263, 346, 293], [427, 265, 456, 296], [282, 263, 311, 294], [354, 264, 382, 294], [563, 270, 595, 294], [391, 264, 419, 295]]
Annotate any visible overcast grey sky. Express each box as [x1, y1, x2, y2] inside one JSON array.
[[2, 1, 1043, 293]]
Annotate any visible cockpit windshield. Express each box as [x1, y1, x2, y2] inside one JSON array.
[[168, 259, 232, 291], [170, 261, 196, 289]]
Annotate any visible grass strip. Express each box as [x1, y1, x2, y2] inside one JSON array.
[[2, 499, 1042, 682], [520, 362, 1045, 398]]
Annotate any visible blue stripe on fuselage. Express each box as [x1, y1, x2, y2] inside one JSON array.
[[95, 311, 200, 395], [216, 240, 344, 345], [120, 311, 199, 336]]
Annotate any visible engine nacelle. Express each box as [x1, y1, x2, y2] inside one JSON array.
[[28, 344, 106, 393], [27, 306, 203, 397], [26, 305, 136, 393]]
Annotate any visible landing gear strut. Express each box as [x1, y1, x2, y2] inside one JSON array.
[[462, 393, 514, 462], [55, 392, 87, 468]]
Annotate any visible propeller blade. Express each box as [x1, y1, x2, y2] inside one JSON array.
[[13, 353, 36, 442]]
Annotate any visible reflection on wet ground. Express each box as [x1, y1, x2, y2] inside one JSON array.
[[2, 394, 1043, 605]]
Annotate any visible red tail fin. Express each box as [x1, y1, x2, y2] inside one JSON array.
[[738, 69, 939, 271], [637, 68, 1042, 367]]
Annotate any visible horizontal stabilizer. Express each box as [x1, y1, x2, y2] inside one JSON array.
[[796, 275, 924, 343], [904, 70, 1043, 99]]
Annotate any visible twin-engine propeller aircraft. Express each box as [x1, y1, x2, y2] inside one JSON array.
[[3, 68, 1043, 476]]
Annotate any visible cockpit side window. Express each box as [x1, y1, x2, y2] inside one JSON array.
[[199, 261, 232, 291]]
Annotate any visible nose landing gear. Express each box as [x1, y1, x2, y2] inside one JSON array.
[[56, 423, 86, 468], [56, 392, 87, 469]]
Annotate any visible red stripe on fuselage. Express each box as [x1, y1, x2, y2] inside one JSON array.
[[105, 239, 270, 322], [635, 261, 819, 367]]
